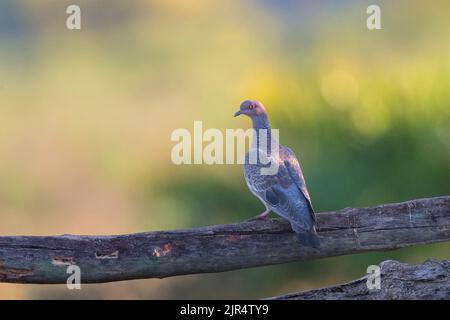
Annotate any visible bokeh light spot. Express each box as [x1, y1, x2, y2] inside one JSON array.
[[320, 69, 359, 110]]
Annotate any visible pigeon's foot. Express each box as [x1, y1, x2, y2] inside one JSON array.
[[245, 209, 271, 222]]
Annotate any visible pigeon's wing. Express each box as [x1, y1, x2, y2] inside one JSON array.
[[282, 147, 316, 222], [244, 153, 314, 230], [244, 156, 278, 198]]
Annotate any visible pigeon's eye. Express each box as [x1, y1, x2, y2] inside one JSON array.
[[249, 104, 255, 109]]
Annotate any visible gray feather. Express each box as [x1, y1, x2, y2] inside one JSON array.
[[237, 100, 320, 248], [244, 145, 317, 235]]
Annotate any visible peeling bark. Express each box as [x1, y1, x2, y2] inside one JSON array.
[[0, 196, 449, 284], [0, 263, 34, 280]]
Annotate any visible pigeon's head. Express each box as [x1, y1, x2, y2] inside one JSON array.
[[234, 100, 267, 118]]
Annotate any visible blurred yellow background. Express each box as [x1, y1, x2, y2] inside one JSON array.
[[0, 0, 449, 299]]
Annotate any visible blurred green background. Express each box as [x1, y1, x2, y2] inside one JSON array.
[[0, 0, 449, 299]]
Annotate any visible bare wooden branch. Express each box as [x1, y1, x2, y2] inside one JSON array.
[[269, 259, 450, 300], [0, 196, 449, 284]]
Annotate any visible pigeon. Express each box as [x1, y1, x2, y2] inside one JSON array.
[[234, 100, 320, 248]]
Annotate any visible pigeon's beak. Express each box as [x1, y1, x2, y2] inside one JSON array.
[[234, 110, 242, 117]]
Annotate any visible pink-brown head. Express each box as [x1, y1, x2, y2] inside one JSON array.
[[234, 100, 267, 118]]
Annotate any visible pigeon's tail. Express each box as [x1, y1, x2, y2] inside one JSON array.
[[296, 229, 320, 248], [290, 222, 320, 248]]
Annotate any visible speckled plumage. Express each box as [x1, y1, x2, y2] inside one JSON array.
[[235, 100, 320, 248]]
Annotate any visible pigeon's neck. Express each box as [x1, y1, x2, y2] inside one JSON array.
[[251, 114, 271, 130], [251, 115, 277, 150]]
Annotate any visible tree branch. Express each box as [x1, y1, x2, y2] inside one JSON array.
[[0, 196, 449, 284], [269, 259, 450, 300]]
